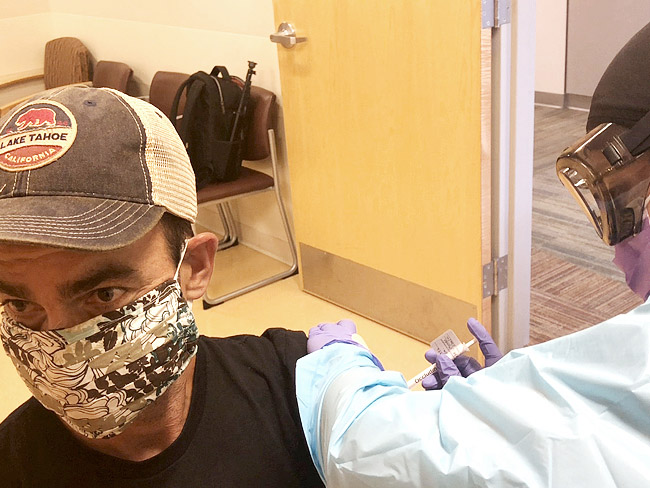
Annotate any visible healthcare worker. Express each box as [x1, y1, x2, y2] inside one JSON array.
[[295, 22, 650, 488]]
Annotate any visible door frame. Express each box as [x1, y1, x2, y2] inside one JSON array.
[[491, 0, 536, 351]]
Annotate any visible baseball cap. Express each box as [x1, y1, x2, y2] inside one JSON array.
[[0, 85, 196, 250]]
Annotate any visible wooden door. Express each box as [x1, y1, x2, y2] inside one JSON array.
[[273, 0, 491, 345]]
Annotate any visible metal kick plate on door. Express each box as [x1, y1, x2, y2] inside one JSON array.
[[300, 243, 477, 343]]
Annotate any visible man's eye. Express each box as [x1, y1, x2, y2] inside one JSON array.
[[4, 300, 29, 313], [96, 289, 116, 303], [1, 300, 42, 321]]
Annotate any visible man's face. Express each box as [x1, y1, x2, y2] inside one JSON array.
[[0, 225, 177, 331]]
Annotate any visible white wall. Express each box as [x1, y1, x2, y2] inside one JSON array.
[[1, 1, 294, 263], [47, 1, 281, 96], [536, 1, 650, 99], [534, 0, 567, 95], [566, 1, 650, 98]]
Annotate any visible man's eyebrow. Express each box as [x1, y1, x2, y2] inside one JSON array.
[[60, 264, 141, 298], [0, 281, 29, 299]]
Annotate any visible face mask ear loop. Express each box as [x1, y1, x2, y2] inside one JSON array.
[[174, 240, 190, 282]]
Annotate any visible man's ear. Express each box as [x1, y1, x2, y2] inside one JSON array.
[[179, 232, 219, 300]]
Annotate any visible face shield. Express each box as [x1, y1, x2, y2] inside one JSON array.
[[556, 120, 650, 246]]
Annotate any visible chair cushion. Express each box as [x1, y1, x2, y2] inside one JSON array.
[[196, 167, 274, 204]]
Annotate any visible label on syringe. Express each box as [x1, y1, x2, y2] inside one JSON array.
[[429, 329, 463, 356], [406, 330, 466, 389]]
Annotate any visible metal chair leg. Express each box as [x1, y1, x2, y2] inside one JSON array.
[[217, 203, 238, 250], [222, 202, 239, 244]]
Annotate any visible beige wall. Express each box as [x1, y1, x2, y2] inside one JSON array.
[[535, 0, 567, 96], [1, 0, 49, 18], [0, 0, 52, 82], [1, 1, 294, 262]]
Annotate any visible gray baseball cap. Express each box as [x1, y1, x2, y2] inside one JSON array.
[[0, 85, 196, 250]]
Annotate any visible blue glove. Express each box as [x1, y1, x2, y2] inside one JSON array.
[[422, 318, 502, 390], [307, 319, 384, 370]]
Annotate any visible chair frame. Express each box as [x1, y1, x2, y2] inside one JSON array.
[[215, 203, 238, 250], [199, 128, 298, 308], [148, 71, 296, 307]]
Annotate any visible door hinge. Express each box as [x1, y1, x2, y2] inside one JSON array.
[[482, 255, 508, 298], [482, 0, 511, 29]]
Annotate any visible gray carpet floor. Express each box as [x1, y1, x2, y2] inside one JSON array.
[[529, 106, 641, 343], [532, 106, 625, 281]]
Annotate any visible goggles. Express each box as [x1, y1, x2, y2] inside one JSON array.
[[556, 118, 650, 245]]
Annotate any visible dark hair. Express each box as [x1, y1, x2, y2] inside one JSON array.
[[159, 212, 194, 264]]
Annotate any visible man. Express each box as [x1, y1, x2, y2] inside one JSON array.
[[295, 22, 650, 488], [0, 86, 323, 486]]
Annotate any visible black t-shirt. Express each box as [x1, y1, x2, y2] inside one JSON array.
[[0, 329, 324, 487]]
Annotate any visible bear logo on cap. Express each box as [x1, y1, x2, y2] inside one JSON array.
[[0, 100, 77, 172]]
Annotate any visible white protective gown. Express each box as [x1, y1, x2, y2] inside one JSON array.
[[296, 303, 650, 487]]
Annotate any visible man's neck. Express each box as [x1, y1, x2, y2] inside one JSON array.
[[65, 356, 197, 462]]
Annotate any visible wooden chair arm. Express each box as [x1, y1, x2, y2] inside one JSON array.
[[0, 72, 45, 91], [0, 80, 91, 117]]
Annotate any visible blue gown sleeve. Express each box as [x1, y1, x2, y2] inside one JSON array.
[[296, 305, 650, 487]]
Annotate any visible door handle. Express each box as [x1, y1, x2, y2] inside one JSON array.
[[270, 22, 307, 48]]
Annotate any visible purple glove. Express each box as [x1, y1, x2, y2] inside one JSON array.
[[307, 319, 384, 370], [468, 317, 503, 367], [613, 217, 650, 301], [422, 318, 502, 390], [421, 352, 461, 390]]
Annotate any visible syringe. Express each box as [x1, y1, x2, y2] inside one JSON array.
[[406, 339, 476, 389]]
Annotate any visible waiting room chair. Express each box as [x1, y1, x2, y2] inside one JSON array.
[[92, 61, 133, 93], [44, 37, 92, 89], [148, 71, 189, 119], [148, 72, 298, 308], [149, 71, 236, 251], [1, 37, 92, 116], [196, 85, 298, 307]]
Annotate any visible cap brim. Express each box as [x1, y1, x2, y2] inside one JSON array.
[[0, 196, 165, 251]]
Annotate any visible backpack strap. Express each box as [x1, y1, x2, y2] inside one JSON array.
[[169, 79, 188, 121], [170, 76, 192, 135], [171, 71, 222, 142], [210, 66, 232, 81]]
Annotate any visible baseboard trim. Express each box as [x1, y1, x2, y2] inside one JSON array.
[[564, 93, 591, 110], [195, 208, 292, 265], [535, 91, 592, 111], [535, 91, 565, 108]]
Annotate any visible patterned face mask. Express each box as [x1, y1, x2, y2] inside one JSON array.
[[0, 246, 198, 439]]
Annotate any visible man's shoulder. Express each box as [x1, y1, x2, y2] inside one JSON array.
[[0, 396, 60, 451], [199, 328, 308, 363], [0, 397, 42, 438], [0, 397, 55, 479], [197, 328, 309, 392]]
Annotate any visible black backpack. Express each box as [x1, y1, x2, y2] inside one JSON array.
[[170, 66, 248, 188]]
